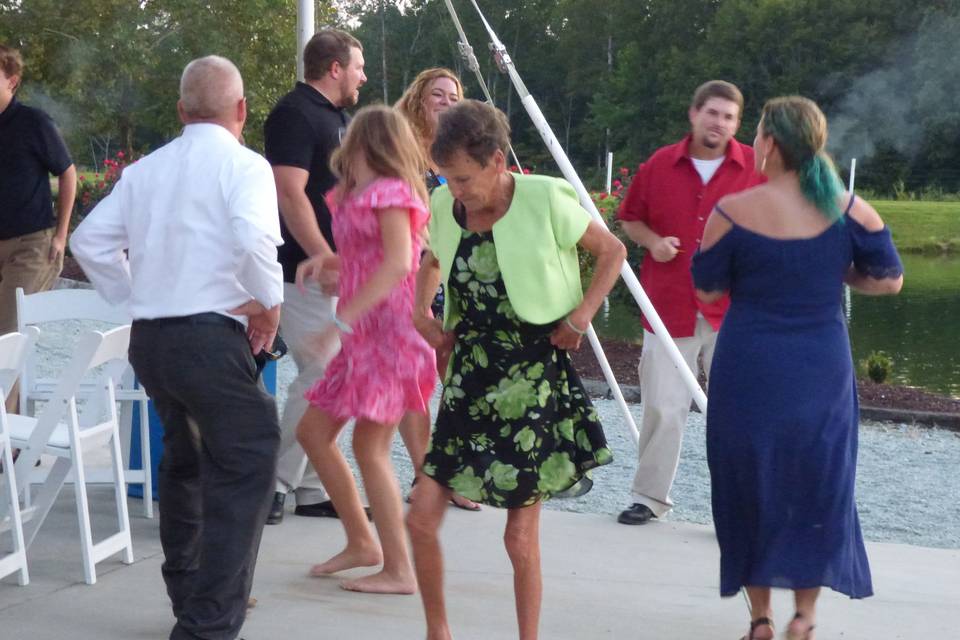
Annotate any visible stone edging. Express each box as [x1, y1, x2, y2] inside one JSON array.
[[581, 378, 960, 431]]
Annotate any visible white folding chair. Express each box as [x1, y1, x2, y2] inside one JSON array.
[[16, 287, 153, 518], [10, 326, 135, 585], [0, 330, 36, 586]]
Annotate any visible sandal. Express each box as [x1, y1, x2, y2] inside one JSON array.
[[406, 477, 482, 511], [740, 616, 774, 640], [785, 613, 815, 640], [449, 494, 482, 511]]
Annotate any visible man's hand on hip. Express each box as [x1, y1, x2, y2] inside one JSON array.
[[230, 300, 281, 355]]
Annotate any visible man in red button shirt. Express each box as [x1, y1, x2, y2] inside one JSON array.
[[616, 80, 763, 525]]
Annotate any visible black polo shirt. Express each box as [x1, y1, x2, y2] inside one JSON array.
[[0, 97, 73, 240], [264, 82, 349, 282]]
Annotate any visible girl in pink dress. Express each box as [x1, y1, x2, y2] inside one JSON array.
[[296, 105, 435, 595]]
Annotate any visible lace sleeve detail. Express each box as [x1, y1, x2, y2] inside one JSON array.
[[856, 262, 903, 279], [849, 222, 903, 279]]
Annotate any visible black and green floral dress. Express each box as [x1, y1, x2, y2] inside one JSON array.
[[422, 227, 613, 509]]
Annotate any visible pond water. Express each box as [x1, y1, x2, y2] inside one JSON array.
[[593, 253, 960, 397]]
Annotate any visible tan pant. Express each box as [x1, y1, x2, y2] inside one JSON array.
[[1, 227, 62, 412], [274, 282, 339, 504], [631, 314, 717, 516]]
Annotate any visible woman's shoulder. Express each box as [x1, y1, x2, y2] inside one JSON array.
[[845, 194, 885, 232], [715, 183, 770, 221]]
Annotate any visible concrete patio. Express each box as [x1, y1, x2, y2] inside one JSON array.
[[1, 487, 957, 639]]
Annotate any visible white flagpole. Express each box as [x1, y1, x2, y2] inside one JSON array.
[[844, 158, 856, 317], [296, 0, 314, 82], [462, 0, 707, 418], [606, 151, 613, 194]]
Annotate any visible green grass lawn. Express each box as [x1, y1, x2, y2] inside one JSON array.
[[873, 200, 960, 253]]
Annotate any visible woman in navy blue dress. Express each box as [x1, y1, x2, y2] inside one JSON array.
[[692, 97, 903, 640]]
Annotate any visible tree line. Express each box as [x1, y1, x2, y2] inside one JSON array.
[[3, 0, 959, 195]]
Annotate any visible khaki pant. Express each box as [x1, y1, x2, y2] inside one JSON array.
[[274, 282, 339, 505], [1, 227, 62, 412], [631, 314, 717, 516]]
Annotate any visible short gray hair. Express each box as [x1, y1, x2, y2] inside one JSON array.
[[179, 55, 243, 119]]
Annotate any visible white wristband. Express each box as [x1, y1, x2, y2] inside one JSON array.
[[333, 313, 354, 334], [564, 317, 587, 335]]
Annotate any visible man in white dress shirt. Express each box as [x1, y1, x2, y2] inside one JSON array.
[[71, 56, 282, 640]]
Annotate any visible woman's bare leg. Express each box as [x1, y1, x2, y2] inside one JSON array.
[[341, 417, 417, 594], [505, 502, 543, 640], [743, 586, 774, 639], [406, 476, 453, 640], [297, 408, 381, 575], [398, 411, 430, 482]]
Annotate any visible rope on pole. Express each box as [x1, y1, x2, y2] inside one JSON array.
[[461, 0, 708, 420], [442, 0, 522, 169]]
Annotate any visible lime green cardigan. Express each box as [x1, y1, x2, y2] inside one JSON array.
[[428, 174, 591, 328]]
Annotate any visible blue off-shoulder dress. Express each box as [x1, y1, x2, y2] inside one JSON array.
[[691, 195, 903, 599]]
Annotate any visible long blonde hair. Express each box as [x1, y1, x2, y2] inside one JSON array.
[[395, 68, 464, 152], [330, 104, 429, 208]]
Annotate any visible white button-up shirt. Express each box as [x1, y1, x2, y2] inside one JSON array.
[[71, 123, 284, 320]]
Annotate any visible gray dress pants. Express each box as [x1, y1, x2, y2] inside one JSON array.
[[129, 314, 279, 640]]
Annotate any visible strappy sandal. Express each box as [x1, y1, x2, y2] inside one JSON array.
[[406, 477, 482, 511], [740, 616, 774, 640], [784, 613, 816, 640]]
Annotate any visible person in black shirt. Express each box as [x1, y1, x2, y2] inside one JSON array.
[[263, 29, 366, 524], [0, 45, 76, 411]]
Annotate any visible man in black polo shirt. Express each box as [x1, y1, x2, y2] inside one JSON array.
[[0, 45, 76, 409], [263, 29, 366, 524]]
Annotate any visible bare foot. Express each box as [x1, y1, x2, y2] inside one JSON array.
[[309, 546, 382, 576], [339, 569, 417, 594]]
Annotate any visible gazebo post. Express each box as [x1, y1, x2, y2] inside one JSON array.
[[296, 0, 315, 81]]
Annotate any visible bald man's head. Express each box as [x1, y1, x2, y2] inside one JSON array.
[[179, 55, 244, 121]]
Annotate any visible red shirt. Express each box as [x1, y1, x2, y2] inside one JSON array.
[[617, 135, 763, 337]]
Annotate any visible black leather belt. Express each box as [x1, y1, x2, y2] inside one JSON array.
[[133, 312, 243, 332]]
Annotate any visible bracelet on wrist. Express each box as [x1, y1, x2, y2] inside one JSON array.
[[333, 313, 354, 334], [564, 317, 587, 335]]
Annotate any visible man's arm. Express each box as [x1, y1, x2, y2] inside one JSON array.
[[272, 165, 332, 258], [51, 164, 76, 261], [69, 183, 132, 305], [228, 158, 285, 354], [620, 219, 681, 263], [617, 160, 680, 263]]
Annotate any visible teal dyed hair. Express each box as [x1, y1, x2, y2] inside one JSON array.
[[760, 97, 845, 222]]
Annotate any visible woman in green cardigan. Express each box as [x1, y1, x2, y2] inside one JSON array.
[[406, 99, 626, 640]]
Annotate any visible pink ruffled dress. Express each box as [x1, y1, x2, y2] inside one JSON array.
[[304, 177, 436, 425]]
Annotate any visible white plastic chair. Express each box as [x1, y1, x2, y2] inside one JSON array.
[[9, 326, 135, 585], [0, 330, 36, 586], [16, 287, 153, 518]]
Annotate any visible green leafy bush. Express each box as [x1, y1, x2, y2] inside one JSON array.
[[862, 351, 894, 384]]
